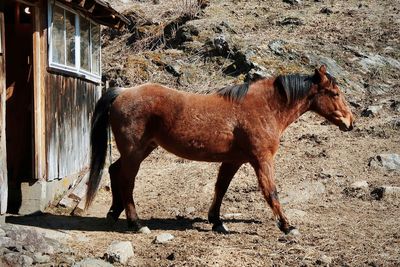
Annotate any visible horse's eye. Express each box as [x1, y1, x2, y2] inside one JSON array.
[[331, 92, 339, 97]]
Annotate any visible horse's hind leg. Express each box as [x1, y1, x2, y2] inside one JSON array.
[[106, 159, 124, 224], [208, 162, 241, 233], [119, 143, 157, 232]]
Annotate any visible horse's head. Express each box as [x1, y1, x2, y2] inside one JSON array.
[[310, 65, 354, 131]]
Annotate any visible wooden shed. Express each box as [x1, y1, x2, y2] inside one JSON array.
[[0, 0, 128, 214]]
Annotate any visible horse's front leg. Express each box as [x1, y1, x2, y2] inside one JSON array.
[[251, 157, 297, 235]]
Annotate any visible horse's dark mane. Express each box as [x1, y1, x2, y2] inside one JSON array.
[[274, 74, 314, 104], [216, 83, 250, 102], [216, 72, 337, 103], [274, 73, 337, 104]]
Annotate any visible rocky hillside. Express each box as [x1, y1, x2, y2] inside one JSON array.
[[102, 0, 399, 100]]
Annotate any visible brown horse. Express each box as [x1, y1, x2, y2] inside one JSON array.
[[85, 65, 354, 235]]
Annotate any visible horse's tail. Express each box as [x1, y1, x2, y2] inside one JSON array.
[[85, 87, 122, 210]]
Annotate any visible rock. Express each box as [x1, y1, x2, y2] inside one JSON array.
[[138, 226, 151, 234], [390, 100, 400, 112], [185, 207, 196, 215], [3, 253, 19, 265], [33, 252, 51, 264], [0, 228, 6, 237], [104, 241, 134, 264], [351, 180, 369, 189], [287, 228, 301, 236], [391, 118, 400, 130], [173, 24, 199, 45], [283, 0, 301, 5], [371, 186, 400, 200], [210, 35, 231, 57], [19, 255, 34, 267], [0, 237, 12, 247], [320, 7, 333, 14], [4, 226, 57, 254], [154, 233, 174, 244], [369, 154, 400, 171], [306, 54, 345, 78], [245, 63, 272, 82], [223, 49, 255, 76], [361, 105, 382, 117], [73, 258, 113, 267], [278, 17, 304, 26], [268, 39, 287, 56], [358, 54, 400, 71], [316, 254, 333, 266], [343, 181, 369, 199]]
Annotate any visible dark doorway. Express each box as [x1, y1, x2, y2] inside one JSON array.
[[4, 0, 34, 212]]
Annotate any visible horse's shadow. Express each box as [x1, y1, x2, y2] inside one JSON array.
[[5, 213, 262, 233]]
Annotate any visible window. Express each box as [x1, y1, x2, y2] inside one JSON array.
[[48, 1, 101, 82]]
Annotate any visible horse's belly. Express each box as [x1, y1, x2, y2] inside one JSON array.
[[154, 130, 245, 162]]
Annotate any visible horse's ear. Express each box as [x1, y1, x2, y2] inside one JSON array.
[[319, 65, 327, 74], [275, 75, 291, 104], [314, 65, 328, 84]]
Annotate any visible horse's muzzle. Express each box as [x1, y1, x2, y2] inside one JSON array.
[[338, 114, 354, 131]]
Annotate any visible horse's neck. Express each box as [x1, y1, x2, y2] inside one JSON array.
[[275, 96, 311, 134]]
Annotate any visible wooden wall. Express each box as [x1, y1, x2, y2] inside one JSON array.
[[45, 74, 100, 180], [0, 10, 8, 214]]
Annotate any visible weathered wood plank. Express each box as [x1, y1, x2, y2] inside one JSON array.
[[0, 11, 8, 214], [68, 173, 89, 201], [45, 74, 99, 181], [33, 2, 46, 180]]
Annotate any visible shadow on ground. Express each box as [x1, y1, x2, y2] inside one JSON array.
[[5, 213, 262, 233]]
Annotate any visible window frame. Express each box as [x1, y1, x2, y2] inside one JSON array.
[[48, 1, 101, 83]]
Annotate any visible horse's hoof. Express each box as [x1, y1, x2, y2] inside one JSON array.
[[212, 224, 229, 234], [138, 226, 151, 234]]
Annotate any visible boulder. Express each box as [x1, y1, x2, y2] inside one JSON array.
[[154, 233, 175, 244], [104, 241, 134, 264], [369, 154, 400, 171], [361, 105, 382, 117]]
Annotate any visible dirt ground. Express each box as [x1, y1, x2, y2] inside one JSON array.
[[4, 0, 400, 266]]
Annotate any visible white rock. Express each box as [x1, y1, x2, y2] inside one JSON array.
[[104, 241, 134, 264], [154, 233, 174, 244], [19, 255, 34, 267], [369, 154, 400, 171], [350, 180, 369, 189], [138, 226, 151, 234], [0, 228, 6, 237], [33, 252, 51, 264], [185, 207, 196, 214]]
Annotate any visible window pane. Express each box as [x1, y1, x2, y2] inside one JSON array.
[[80, 17, 90, 71], [51, 6, 65, 64], [65, 10, 75, 67], [91, 23, 100, 75]]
